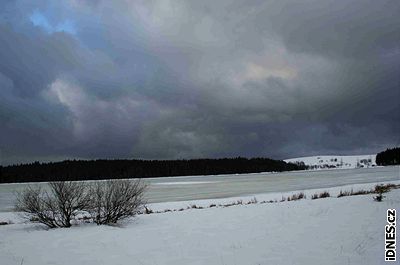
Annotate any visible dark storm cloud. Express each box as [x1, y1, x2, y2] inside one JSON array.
[[0, 0, 399, 165]]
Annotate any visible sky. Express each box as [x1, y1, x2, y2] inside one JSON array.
[[0, 0, 399, 165]]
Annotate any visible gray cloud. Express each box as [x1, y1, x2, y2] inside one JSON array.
[[0, 0, 399, 165]]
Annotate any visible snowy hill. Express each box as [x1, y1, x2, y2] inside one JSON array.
[[284, 154, 377, 169]]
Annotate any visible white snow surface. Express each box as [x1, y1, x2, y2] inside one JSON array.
[[152, 181, 218, 185], [285, 154, 377, 169], [1, 181, 399, 265]]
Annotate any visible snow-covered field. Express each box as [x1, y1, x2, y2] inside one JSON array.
[[1, 181, 399, 265], [285, 154, 377, 169]]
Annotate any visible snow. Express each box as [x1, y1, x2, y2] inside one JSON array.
[[146, 180, 400, 212], [285, 154, 377, 169], [152, 181, 219, 185], [1, 181, 399, 265]]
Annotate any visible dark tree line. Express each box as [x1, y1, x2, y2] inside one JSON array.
[[376, 147, 400, 166], [0, 157, 306, 183]]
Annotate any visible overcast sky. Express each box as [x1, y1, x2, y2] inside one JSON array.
[[0, 0, 399, 165]]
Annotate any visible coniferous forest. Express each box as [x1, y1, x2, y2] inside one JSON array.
[[0, 157, 306, 183], [376, 147, 400, 166]]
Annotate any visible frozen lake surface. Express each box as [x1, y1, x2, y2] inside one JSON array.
[[0, 166, 398, 212]]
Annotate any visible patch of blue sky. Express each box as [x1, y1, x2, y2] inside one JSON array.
[[29, 10, 76, 35]]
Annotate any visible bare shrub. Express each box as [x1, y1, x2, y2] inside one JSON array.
[[312, 191, 330, 200], [249, 197, 258, 204], [319, 191, 330, 198], [373, 194, 383, 202], [88, 179, 147, 225], [338, 188, 373, 198], [373, 184, 394, 202], [337, 184, 399, 200], [144, 206, 153, 214], [15, 182, 90, 228], [374, 184, 394, 194], [351, 189, 372, 195], [337, 190, 351, 198], [222, 199, 246, 208], [288, 192, 306, 201]]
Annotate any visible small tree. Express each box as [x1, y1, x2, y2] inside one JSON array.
[[373, 184, 389, 202], [88, 179, 147, 225], [15, 181, 90, 228]]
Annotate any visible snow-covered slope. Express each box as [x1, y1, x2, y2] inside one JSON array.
[[285, 154, 377, 169]]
